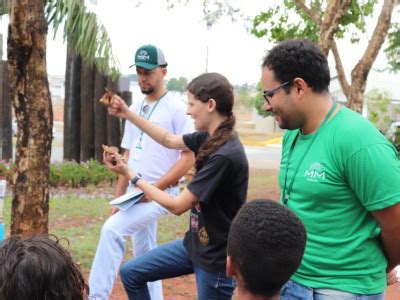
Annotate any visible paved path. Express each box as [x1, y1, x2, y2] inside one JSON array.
[[244, 144, 282, 170]]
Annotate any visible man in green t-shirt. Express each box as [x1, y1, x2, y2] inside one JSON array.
[[261, 39, 400, 299]]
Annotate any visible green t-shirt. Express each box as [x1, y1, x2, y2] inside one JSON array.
[[279, 106, 400, 294]]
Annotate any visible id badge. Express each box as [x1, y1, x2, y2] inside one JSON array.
[[131, 145, 143, 163]]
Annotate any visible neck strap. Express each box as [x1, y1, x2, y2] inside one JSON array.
[[282, 101, 337, 204]]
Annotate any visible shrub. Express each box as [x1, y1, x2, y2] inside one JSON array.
[[388, 126, 400, 156], [3, 160, 116, 188], [0, 161, 14, 183], [48, 160, 117, 187]]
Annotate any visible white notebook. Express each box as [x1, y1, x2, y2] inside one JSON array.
[[109, 188, 144, 211]]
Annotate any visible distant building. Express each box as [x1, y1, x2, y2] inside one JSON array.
[[49, 75, 65, 103]]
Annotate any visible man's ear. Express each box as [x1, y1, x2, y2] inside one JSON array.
[[161, 67, 167, 77], [292, 77, 307, 98], [226, 256, 237, 277]]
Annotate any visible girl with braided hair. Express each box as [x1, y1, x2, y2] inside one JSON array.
[[106, 72, 249, 300]]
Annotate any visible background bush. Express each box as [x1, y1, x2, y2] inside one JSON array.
[[0, 160, 117, 188]]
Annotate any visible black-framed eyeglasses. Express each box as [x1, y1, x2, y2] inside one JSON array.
[[263, 81, 290, 105]]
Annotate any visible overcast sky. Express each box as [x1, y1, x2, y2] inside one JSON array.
[[46, 0, 270, 85], [1, 1, 398, 86]]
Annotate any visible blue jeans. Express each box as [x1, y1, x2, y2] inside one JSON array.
[[280, 280, 385, 300], [120, 239, 236, 300]]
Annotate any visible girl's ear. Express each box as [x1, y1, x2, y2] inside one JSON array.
[[208, 98, 217, 112]]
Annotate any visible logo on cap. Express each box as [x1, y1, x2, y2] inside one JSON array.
[[137, 50, 150, 61]]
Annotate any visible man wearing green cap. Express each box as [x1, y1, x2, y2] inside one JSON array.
[[89, 44, 195, 300]]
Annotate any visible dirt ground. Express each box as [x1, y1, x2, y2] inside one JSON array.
[[105, 268, 400, 299], [106, 272, 400, 300]]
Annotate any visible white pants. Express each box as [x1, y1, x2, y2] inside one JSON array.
[[89, 187, 178, 300]]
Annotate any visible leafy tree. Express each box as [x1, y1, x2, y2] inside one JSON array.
[[388, 126, 400, 154], [253, 82, 270, 118], [46, 0, 119, 77], [166, 76, 188, 93], [365, 89, 392, 133], [234, 83, 256, 109], [385, 20, 400, 71], [252, 0, 396, 113]]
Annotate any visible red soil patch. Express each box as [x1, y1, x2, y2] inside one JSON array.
[[105, 276, 400, 299]]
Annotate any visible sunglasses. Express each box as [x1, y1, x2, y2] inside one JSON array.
[[263, 81, 290, 105]]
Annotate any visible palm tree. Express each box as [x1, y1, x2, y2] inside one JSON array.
[[2, 0, 118, 236]]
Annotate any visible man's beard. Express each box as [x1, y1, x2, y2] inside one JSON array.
[[140, 86, 155, 95]]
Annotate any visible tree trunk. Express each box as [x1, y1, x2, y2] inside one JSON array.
[[295, 0, 395, 114], [64, 48, 81, 162], [94, 67, 107, 162], [7, 0, 53, 236], [347, 0, 395, 113], [0, 60, 12, 161], [80, 61, 95, 162], [0, 32, 12, 161], [106, 76, 121, 147]]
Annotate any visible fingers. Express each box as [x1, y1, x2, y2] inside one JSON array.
[[140, 195, 150, 202], [103, 151, 121, 170], [109, 206, 119, 216], [387, 268, 399, 285]]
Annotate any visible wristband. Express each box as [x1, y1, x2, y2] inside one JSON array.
[[130, 173, 142, 186]]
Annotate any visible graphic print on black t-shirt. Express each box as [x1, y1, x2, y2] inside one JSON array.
[[190, 203, 209, 245], [190, 203, 201, 233]]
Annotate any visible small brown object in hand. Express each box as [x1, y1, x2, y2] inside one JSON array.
[[102, 144, 119, 154], [99, 90, 115, 107], [102, 144, 119, 166]]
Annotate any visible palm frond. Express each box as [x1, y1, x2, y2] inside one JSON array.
[[0, 0, 7, 15], [46, 0, 120, 78]]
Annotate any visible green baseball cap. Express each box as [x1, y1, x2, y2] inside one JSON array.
[[131, 44, 168, 70]]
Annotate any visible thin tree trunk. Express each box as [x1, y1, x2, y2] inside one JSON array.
[[80, 61, 95, 162], [0, 33, 12, 161], [0, 60, 12, 161], [94, 67, 107, 162], [64, 48, 81, 162], [8, 0, 52, 236]]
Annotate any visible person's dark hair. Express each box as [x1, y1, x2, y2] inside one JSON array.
[[0, 235, 88, 300], [227, 199, 307, 297], [262, 39, 330, 93], [187, 72, 236, 170]]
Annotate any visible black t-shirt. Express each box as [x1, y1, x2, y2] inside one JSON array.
[[182, 131, 249, 272]]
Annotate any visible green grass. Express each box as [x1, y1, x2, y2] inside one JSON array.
[[1, 169, 278, 271]]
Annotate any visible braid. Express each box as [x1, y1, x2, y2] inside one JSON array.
[[195, 114, 236, 171]]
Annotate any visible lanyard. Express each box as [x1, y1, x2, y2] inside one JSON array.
[[282, 101, 337, 205], [136, 91, 167, 148]]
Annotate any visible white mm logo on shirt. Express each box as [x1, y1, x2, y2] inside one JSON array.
[[304, 162, 326, 182]]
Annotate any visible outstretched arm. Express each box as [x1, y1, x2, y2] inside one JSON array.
[[104, 151, 197, 215], [108, 95, 189, 151]]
